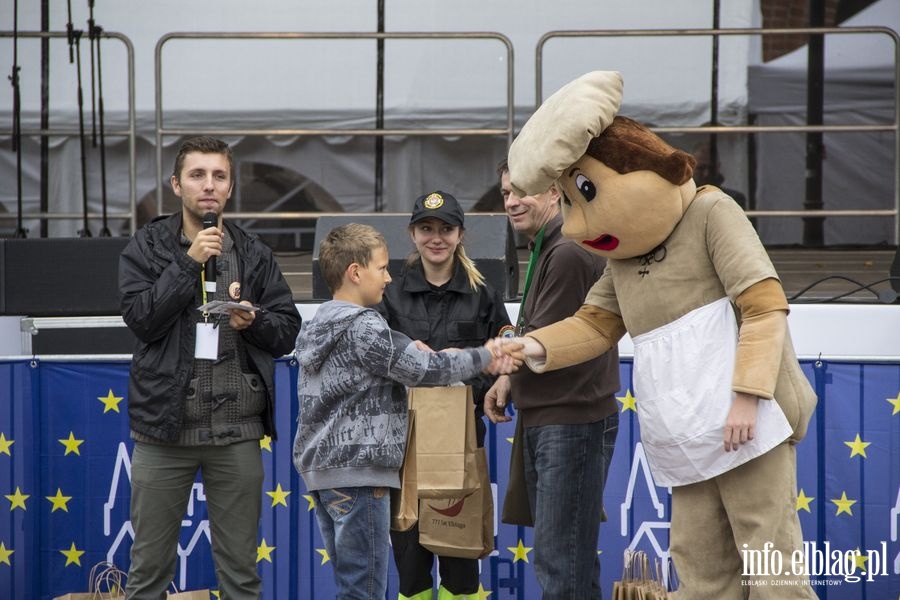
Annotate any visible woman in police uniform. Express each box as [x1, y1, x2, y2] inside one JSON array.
[[378, 190, 512, 600]]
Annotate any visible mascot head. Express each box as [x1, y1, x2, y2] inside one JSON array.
[[508, 71, 697, 260]]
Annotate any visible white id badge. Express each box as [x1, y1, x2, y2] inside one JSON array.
[[194, 322, 219, 360]]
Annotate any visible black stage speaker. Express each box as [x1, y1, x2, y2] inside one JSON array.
[[0, 237, 131, 316], [29, 327, 137, 355], [312, 215, 518, 301]]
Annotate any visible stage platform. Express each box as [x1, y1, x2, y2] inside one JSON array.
[[275, 247, 898, 304]]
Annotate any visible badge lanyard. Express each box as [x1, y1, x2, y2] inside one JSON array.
[[515, 225, 545, 336], [195, 269, 219, 360], [200, 271, 211, 323]]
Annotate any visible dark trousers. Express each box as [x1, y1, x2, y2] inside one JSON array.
[[391, 523, 480, 597], [125, 440, 263, 600]]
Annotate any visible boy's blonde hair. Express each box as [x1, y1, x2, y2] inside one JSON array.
[[319, 223, 388, 294]]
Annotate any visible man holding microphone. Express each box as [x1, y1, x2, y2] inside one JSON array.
[[119, 136, 300, 599]]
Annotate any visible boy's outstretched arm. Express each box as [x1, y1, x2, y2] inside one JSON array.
[[356, 313, 488, 387]]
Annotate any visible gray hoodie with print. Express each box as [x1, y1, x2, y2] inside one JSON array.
[[292, 300, 491, 492]]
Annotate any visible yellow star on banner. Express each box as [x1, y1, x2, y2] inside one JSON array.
[[303, 494, 316, 511], [266, 484, 291, 508], [0, 542, 12, 566], [256, 538, 275, 563], [844, 434, 871, 459], [617, 390, 637, 412], [507, 540, 532, 563], [477, 582, 492, 599], [506, 437, 514, 444], [59, 432, 85, 456], [0, 433, 13, 456], [316, 548, 331, 565], [61, 542, 85, 567], [831, 492, 856, 516], [887, 392, 900, 416], [852, 548, 868, 571], [5, 487, 29, 511], [796, 489, 814, 513], [98, 389, 123, 414], [259, 435, 273, 452], [46, 488, 72, 513]]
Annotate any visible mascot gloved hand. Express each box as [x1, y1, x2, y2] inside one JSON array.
[[509, 71, 817, 599]]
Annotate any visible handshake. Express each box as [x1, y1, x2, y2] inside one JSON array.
[[413, 336, 546, 376], [482, 336, 547, 375]]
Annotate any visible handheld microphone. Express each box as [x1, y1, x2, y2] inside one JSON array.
[[202, 212, 217, 295]]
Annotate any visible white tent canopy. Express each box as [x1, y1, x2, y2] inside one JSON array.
[[2, 0, 758, 236]]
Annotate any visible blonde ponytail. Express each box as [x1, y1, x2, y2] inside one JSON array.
[[405, 250, 422, 270], [456, 244, 485, 291]]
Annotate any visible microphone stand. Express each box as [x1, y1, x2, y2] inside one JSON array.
[[66, 0, 91, 236], [9, 0, 27, 238], [66, 0, 75, 64], [73, 29, 92, 238], [88, 0, 97, 147], [89, 10, 110, 236]]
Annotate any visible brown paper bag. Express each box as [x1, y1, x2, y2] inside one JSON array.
[[391, 409, 418, 531], [418, 447, 493, 559], [500, 416, 533, 526], [53, 562, 126, 600], [611, 549, 641, 600], [53, 595, 124, 600], [612, 550, 671, 600], [407, 385, 478, 498], [478, 448, 495, 558], [167, 581, 212, 599]]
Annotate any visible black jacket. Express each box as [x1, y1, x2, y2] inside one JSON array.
[[377, 261, 511, 417], [119, 212, 300, 442]]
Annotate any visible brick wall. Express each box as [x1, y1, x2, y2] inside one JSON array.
[[759, 0, 841, 62]]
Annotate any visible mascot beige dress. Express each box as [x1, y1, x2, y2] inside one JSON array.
[[508, 71, 817, 599]]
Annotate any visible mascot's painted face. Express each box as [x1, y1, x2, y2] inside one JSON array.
[[558, 155, 694, 260]]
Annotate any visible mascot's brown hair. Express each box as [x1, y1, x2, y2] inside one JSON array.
[[586, 116, 695, 186]]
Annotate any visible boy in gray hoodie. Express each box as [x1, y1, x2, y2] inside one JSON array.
[[293, 223, 515, 598]]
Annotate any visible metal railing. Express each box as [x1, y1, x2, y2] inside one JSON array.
[[536, 26, 900, 244], [4, 27, 897, 243], [0, 30, 137, 233], [155, 31, 515, 213]]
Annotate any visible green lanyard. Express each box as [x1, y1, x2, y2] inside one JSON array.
[[515, 225, 545, 335]]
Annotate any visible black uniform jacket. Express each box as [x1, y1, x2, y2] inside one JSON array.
[[377, 261, 511, 420], [118, 212, 300, 442]]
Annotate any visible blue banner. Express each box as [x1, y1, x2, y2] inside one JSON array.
[[0, 358, 897, 598]]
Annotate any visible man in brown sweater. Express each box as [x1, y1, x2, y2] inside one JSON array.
[[484, 160, 620, 599]]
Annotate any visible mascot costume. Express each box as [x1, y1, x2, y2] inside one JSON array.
[[507, 71, 817, 599]]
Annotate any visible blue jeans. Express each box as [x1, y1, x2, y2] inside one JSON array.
[[523, 414, 619, 600], [312, 486, 391, 600]]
